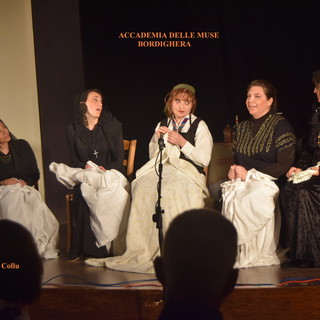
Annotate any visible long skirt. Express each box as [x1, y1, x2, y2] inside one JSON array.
[[85, 162, 208, 274], [49, 163, 131, 259], [67, 185, 110, 258], [0, 184, 59, 259], [221, 169, 281, 268], [282, 176, 320, 263]]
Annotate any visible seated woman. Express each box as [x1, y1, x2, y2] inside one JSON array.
[[86, 83, 213, 274], [0, 119, 59, 259], [64, 89, 127, 261], [221, 80, 296, 268], [281, 69, 320, 268]]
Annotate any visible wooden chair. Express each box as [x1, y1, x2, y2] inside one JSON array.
[[65, 139, 137, 252]]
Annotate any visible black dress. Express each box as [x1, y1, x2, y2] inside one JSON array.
[[0, 139, 40, 186], [282, 104, 320, 266], [233, 111, 296, 180], [66, 110, 125, 259]]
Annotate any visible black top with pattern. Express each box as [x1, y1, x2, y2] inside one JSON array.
[[233, 111, 296, 178]]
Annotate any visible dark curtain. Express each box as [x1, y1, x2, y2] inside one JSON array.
[[32, 0, 320, 210]]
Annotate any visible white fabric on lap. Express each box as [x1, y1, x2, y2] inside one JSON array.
[[287, 161, 320, 184], [221, 169, 281, 268], [49, 163, 130, 252], [86, 151, 209, 274], [0, 185, 59, 259]]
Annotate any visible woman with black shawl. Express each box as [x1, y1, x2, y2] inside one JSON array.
[[282, 69, 320, 268], [0, 119, 59, 259], [66, 89, 125, 261]]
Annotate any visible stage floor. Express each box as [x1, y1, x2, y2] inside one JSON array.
[[41, 254, 320, 289], [44, 210, 320, 290], [28, 210, 320, 320], [34, 251, 320, 320]]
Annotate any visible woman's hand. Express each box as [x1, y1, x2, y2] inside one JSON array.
[[234, 165, 248, 181], [167, 130, 187, 147], [286, 167, 302, 178], [17, 179, 27, 186], [309, 166, 320, 176], [156, 126, 169, 138], [85, 164, 106, 171], [228, 165, 236, 180], [1, 178, 27, 186]]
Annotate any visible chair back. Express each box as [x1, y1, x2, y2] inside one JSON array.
[[123, 139, 137, 182]]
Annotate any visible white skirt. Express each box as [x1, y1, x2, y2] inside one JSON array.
[[0, 184, 59, 259], [86, 159, 209, 274], [221, 169, 281, 268]]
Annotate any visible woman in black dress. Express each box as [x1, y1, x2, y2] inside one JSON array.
[[0, 119, 59, 259], [282, 69, 320, 268], [66, 89, 125, 261], [222, 80, 296, 268]]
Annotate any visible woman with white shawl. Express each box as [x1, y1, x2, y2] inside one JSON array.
[[86, 83, 213, 273]]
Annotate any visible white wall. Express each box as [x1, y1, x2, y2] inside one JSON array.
[[0, 0, 44, 196]]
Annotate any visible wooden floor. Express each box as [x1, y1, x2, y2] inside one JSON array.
[[28, 211, 320, 320]]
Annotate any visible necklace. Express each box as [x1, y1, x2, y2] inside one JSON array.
[[0, 152, 12, 164]]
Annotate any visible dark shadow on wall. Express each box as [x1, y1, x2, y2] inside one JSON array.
[[32, 0, 86, 209]]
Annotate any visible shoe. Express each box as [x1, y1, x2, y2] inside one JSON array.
[[67, 256, 81, 262], [84, 245, 109, 259], [67, 251, 82, 262]]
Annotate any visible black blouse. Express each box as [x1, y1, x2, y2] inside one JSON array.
[[233, 112, 296, 178], [295, 103, 320, 169], [0, 139, 40, 186], [66, 110, 125, 174]]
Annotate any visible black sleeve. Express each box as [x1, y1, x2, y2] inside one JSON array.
[[107, 120, 125, 174], [11, 140, 40, 186], [261, 146, 296, 178], [66, 124, 86, 168], [294, 136, 313, 170], [294, 122, 320, 169], [260, 119, 296, 178]]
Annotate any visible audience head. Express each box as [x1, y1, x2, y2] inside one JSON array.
[[0, 220, 43, 305], [163, 83, 197, 117], [312, 69, 320, 103], [154, 208, 238, 308], [246, 79, 278, 114], [74, 89, 104, 126]]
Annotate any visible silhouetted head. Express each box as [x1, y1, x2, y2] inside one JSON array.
[[154, 208, 238, 307], [0, 220, 43, 305]]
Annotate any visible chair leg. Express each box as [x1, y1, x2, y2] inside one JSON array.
[[65, 194, 74, 253]]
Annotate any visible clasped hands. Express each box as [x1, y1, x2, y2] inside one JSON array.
[[228, 164, 247, 181], [1, 177, 27, 186], [157, 126, 187, 148], [85, 164, 106, 171]]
